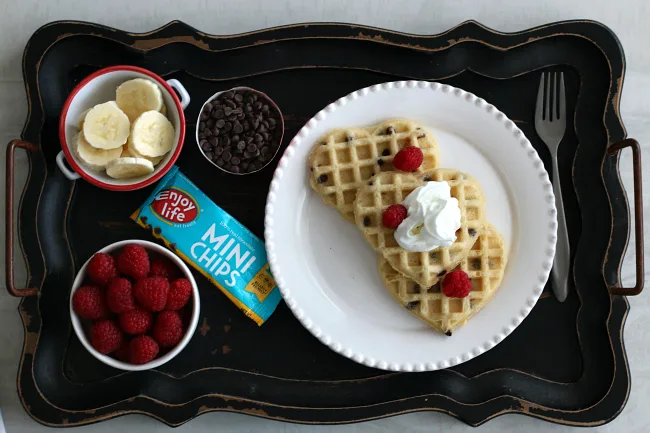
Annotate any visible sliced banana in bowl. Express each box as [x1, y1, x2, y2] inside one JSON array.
[[83, 101, 131, 149], [116, 78, 164, 121], [72, 132, 122, 172], [106, 157, 155, 179], [130, 110, 175, 157]]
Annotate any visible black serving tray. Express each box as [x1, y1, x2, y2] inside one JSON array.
[[5, 19, 645, 427]]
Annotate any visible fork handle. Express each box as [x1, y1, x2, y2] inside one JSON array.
[[551, 158, 570, 302]]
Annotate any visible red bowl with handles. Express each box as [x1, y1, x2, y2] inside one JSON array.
[[56, 65, 190, 191]]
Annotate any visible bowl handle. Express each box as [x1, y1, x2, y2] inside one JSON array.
[[56, 151, 81, 180], [6, 140, 39, 297], [607, 138, 644, 296], [167, 79, 191, 110]]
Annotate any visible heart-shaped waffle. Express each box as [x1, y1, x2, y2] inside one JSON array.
[[354, 168, 486, 287], [378, 224, 507, 334], [309, 119, 440, 223]]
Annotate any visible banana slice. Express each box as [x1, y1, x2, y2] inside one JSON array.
[[127, 136, 165, 165], [120, 144, 131, 157], [83, 101, 131, 149], [106, 157, 154, 179], [116, 78, 164, 121], [72, 132, 121, 172], [77, 109, 90, 129], [130, 110, 175, 157]]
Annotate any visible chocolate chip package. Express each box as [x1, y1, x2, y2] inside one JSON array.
[[131, 166, 281, 325]]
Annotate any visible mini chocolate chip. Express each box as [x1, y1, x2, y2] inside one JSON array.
[[347, 135, 354, 142], [386, 126, 395, 134], [381, 149, 390, 156], [154, 227, 162, 234], [423, 176, 432, 181], [368, 181, 373, 185], [226, 99, 237, 109], [445, 331, 452, 337], [169, 243, 176, 251], [405, 301, 420, 310], [417, 133, 426, 138], [214, 109, 224, 119], [223, 91, 234, 99], [246, 143, 257, 152], [224, 107, 232, 116], [241, 161, 249, 170], [223, 122, 232, 132], [145, 224, 152, 231], [254, 101, 263, 110], [216, 158, 225, 166], [377, 159, 385, 166], [258, 124, 266, 133], [231, 157, 241, 165], [437, 271, 446, 277], [363, 216, 371, 227], [320, 141, 326, 146], [237, 141, 246, 150], [234, 93, 243, 102], [140, 216, 148, 223], [254, 133, 263, 143], [205, 151, 214, 160], [204, 129, 212, 137], [230, 166, 240, 173], [216, 119, 225, 128], [260, 146, 269, 155], [468, 228, 477, 237], [317, 174, 328, 184], [233, 123, 243, 133], [262, 104, 269, 113], [222, 151, 232, 162], [199, 122, 206, 131], [215, 146, 224, 155], [200, 112, 209, 121], [471, 259, 481, 270], [212, 127, 220, 136]]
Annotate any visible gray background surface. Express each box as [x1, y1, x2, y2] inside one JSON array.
[[0, 1, 648, 431]]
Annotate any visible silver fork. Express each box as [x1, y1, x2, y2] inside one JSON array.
[[535, 72, 570, 302]]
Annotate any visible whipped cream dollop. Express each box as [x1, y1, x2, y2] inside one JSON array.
[[394, 181, 461, 252]]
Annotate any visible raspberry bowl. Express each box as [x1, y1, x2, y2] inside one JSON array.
[[69, 240, 200, 371]]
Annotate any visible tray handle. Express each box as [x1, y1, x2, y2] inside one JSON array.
[[607, 138, 644, 296], [6, 139, 39, 297]]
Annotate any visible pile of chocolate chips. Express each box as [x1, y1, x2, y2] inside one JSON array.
[[198, 89, 282, 174]]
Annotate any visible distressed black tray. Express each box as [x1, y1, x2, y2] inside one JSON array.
[[5, 20, 645, 428]]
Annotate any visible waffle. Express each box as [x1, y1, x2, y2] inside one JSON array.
[[354, 168, 486, 287], [309, 119, 440, 223], [378, 224, 507, 334]]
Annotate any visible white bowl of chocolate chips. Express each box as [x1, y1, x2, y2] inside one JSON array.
[[196, 87, 284, 175]]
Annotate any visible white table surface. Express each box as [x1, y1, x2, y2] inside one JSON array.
[[1, 1, 649, 432]]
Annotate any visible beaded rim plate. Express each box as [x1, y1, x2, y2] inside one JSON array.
[[265, 81, 557, 371]]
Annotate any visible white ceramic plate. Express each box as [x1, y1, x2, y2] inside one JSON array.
[[265, 81, 557, 372]]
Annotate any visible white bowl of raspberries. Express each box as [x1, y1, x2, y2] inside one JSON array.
[[70, 240, 200, 370]]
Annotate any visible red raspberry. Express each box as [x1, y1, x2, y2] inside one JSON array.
[[382, 204, 408, 229], [393, 146, 424, 172], [165, 278, 192, 310], [442, 270, 472, 298], [86, 253, 118, 286], [113, 339, 131, 362], [106, 278, 135, 314], [149, 257, 182, 280], [134, 277, 170, 312], [89, 320, 123, 354], [119, 308, 153, 335], [117, 244, 150, 280], [72, 286, 109, 320], [152, 310, 184, 348], [129, 335, 159, 365]]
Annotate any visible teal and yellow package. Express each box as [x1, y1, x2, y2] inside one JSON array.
[[131, 166, 281, 325]]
